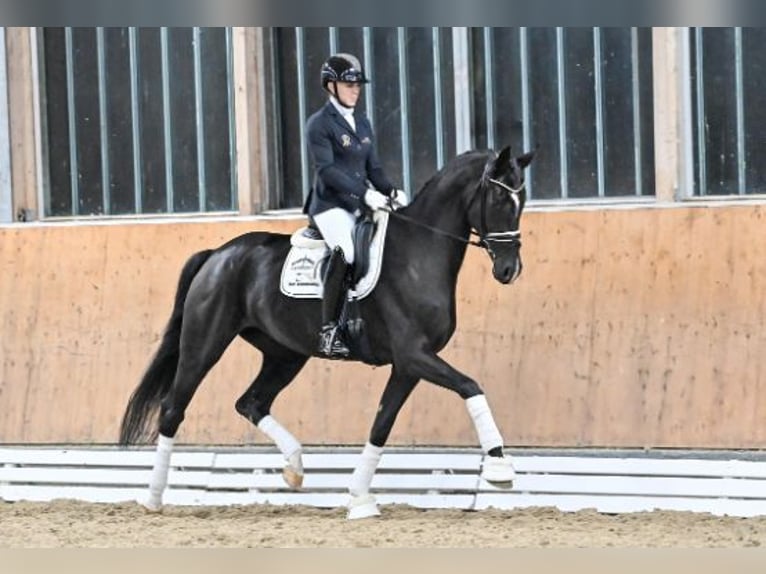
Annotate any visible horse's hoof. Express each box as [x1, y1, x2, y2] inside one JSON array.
[[139, 498, 163, 513], [346, 493, 381, 520], [480, 455, 516, 489], [282, 451, 304, 490], [282, 466, 304, 490]]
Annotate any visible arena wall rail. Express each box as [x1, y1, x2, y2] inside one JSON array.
[[2, 446, 766, 517]]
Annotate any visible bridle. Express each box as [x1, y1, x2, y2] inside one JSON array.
[[385, 171, 525, 256], [477, 177, 524, 258]]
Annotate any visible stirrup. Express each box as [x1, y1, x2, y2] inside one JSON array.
[[318, 324, 350, 358]]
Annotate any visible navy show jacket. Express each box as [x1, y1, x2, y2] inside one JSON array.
[[303, 101, 395, 217]]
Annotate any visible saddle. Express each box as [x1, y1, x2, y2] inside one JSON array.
[[280, 210, 389, 300], [351, 212, 376, 286]]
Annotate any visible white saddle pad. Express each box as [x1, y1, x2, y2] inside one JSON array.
[[280, 211, 389, 300]]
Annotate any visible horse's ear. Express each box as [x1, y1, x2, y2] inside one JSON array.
[[493, 145, 512, 176], [517, 148, 536, 170]]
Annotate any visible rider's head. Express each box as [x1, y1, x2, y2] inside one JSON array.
[[321, 53, 368, 109]]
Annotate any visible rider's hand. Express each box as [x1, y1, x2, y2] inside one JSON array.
[[364, 189, 389, 211], [390, 189, 409, 209]]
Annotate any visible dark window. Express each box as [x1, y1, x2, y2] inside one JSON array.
[[692, 27, 766, 196], [265, 27, 654, 208], [41, 27, 236, 217]]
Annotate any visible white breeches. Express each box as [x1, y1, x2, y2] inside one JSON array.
[[313, 207, 356, 264]]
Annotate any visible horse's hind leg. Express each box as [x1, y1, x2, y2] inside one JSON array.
[[347, 367, 418, 519], [234, 342, 309, 489], [144, 313, 240, 511]]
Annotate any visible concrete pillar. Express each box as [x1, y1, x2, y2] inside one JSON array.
[[652, 27, 694, 202]]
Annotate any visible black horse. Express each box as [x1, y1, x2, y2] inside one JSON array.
[[119, 145, 534, 519]]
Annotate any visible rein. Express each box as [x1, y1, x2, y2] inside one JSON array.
[[384, 207, 484, 248], [385, 177, 525, 251]]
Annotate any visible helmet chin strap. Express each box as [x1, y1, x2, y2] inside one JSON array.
[[329, 82, 354, 109]]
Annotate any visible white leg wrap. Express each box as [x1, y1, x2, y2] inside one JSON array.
[[258, 415, 304, 489], [348, 442, 383, 496], [465, 394, 504, 453], [286, 450, 304, 475], [347, 442, 383, 519], [145, 434, 174, 511], [257, 415, 302, 459], [466, 395, 516, 486]]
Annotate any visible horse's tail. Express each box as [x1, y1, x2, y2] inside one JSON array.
[[118, 249, 214, 446]]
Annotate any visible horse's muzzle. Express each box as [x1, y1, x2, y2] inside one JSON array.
[[494, 257, 522, 284]]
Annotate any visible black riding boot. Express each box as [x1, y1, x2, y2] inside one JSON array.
[[318, 247, 351, 358]]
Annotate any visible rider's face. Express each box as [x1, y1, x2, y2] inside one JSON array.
[[334, 81, 362, 107]]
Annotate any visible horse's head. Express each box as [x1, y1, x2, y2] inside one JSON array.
[[470, 145, 535, 284]]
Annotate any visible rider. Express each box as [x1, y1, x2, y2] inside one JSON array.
[[303, 53, 408, 358]]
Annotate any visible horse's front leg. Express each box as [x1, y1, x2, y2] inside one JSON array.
[[347, 367, 418, 519], [403, 348, 516, 487]]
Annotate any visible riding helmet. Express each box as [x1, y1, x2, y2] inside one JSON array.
[[320, 53, 369, 89]]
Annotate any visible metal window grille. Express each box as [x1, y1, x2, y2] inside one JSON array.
[[471, 27, 655, 201], [39, 27, 237, 218], [265, 26, 655, 209], [691, 27, 766, 196], [266, 27, 456, 209]]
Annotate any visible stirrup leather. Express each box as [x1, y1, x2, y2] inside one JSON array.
[[318, 323, 350, 358]]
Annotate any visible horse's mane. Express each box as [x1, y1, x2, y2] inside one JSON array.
[[411, 149, 494, 200]]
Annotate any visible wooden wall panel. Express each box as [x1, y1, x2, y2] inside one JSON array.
[[1, 204, 766, 448]]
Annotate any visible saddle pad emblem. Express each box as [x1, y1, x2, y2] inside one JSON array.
[[282, 251, 326, 294], [280, 211, 389, 300]]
